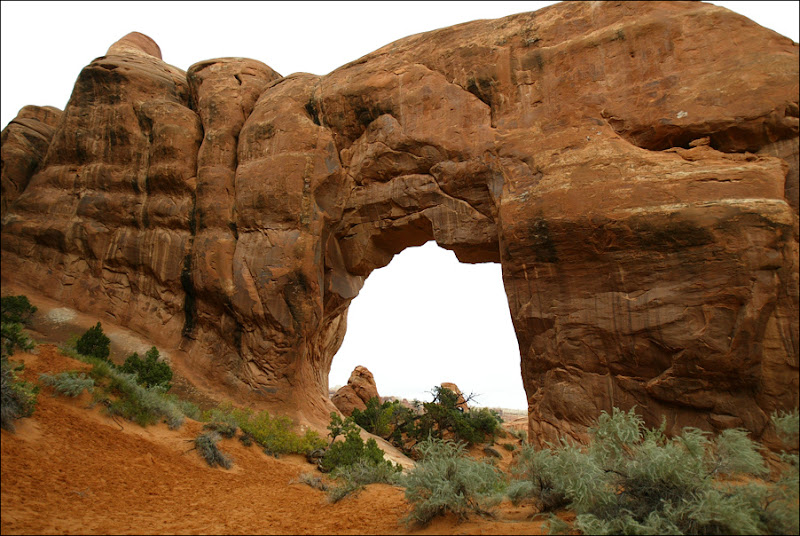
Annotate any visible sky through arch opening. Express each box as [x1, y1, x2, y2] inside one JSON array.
[[328, 241, 526, 411]]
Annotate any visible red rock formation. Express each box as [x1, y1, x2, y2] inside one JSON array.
[[331, 366, 380, 416], [1, 2, 797, 445], [1, 105, 62, 218]]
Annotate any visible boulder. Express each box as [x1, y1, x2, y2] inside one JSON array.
[[331, 366, 380, 416]]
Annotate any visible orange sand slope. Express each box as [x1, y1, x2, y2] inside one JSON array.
[[2, 346, 548, 535]]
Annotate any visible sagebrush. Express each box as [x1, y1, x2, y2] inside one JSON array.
[[39, 371, 94, 397], [401, 437, 504, 526], [508, 407, 799, 535], [194, 431, 233, 469]]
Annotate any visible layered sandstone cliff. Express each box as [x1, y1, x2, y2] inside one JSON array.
[[2, 3, 798, 445]]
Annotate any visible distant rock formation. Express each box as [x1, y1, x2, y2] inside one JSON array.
[[1, 2, 797, 446], [331, 366, 380, 416]]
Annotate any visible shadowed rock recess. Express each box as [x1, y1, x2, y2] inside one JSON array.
[[1, 3, 798, 445]]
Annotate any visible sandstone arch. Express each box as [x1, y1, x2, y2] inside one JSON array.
[[1, 2, 797, 445]]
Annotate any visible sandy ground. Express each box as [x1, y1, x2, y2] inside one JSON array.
[[2, 345, 553, 535]]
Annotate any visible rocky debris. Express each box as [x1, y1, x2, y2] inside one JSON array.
[[1, 2, 797, 447], [331, 366, 380, 416], [440, 382, 470, 412]]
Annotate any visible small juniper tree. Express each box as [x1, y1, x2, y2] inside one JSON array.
[[1, 321, 34, 358], [1, 295, 37, 325], [76, 322, 111, 361], [121, 346, 173, 390]]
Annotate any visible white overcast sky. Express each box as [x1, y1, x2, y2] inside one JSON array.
[[2, 1, 798, 410]]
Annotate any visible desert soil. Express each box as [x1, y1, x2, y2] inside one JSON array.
[[2, 345, 552, 535]]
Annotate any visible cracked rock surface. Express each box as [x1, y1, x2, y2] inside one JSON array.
[[2, 2, 798, 444]]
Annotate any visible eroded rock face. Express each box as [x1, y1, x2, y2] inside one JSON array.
[[1, 105, 63, 218], [331, 365, 380, 416], [1, 1, 797, 444]]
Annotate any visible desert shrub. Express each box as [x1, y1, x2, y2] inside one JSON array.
[[506, 442, 571, 511], [194, 431, 233, 469], [204, 403, 326, 456], [1, 295, 37, 325], [320, 412, 398, 473], [76, 322, 111, 361], [327, 458, 402, 503], [508, 407, 797, 535], [56, 341, 187, 429], [103, 369, 184, 429], [408, 387, 503, 447], [294, 471, 329, 491], [772, 409, 799, 447], [509, 428, 528, 443], [351, 397, 395, 437], [1, 356, 38, 431], [203, 420, 238, 438], [120, 346, 173, 390], [401, 437, 505, 526], [502, 443, 516, 452], [321, 429, 392, 472], [755, 409, 799, 535], [466, 407, 504, 443], [1, 321, 34, 358], [166, 395, 201, 421], [39, 371, 95, 397]]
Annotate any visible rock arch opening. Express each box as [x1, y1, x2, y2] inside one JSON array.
[[328, 241, 526, 412]]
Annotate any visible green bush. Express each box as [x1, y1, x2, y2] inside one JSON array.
[[1, 321, 34, 358], [194, 431, 233, 469], [39, 371, 95, 397], [1, 295, 37, 325], [203, 402, 326, 456], [203, 420, 238, 439], [66, 353, 185, 430], [120, 346, 173, 390], [408, 387, 503, 447], [320, 413, 395, 473], [55, 342, 194, 430], [401, 437, 505, 526], [104, 371, 184, 430], [1, 356, 38, 431], [351, 397, 395, 437], [327, 458, 402, 503], [508, 407, 798, 535], [76, 323, 111, 361]]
